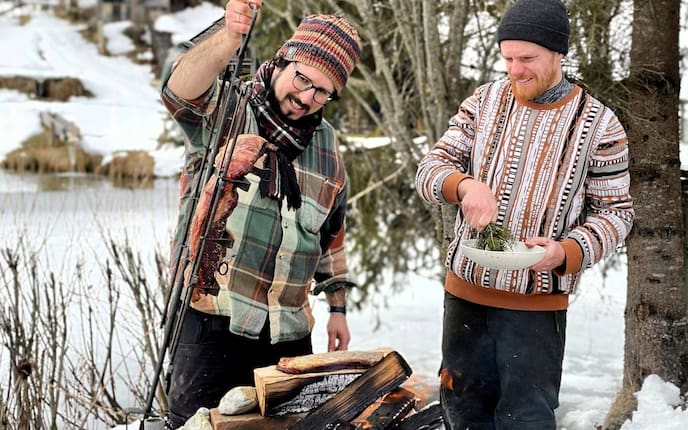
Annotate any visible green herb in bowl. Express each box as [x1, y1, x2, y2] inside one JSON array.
[[476, 223, 515, 251]]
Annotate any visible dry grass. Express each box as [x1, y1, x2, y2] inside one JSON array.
[[17, 15, 31, 26], [2, 128, 101, 174], [2, 114, 155, 186], [97, 150, 156, 184], [4, 144, 156, 187], [43, 77, 92, 101], [0, 76, 91, 101], [602, 385, 638, 430], [79, 23, 100, 47], [54, 3, 96, 24], [20, 131, 52, 150], [2, 143, 100, 174], [0, 76, 37, 96]]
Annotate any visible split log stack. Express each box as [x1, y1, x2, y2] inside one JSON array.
[[210, 348, 441, 430]]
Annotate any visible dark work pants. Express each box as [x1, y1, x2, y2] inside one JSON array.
[[166, 307, 312, 429], [440, 293, 567, 430]]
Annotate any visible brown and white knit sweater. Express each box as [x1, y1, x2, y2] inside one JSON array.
[[415, 79, 634, 311]]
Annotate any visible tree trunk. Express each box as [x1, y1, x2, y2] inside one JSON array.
[[604, 0, 688, 428]]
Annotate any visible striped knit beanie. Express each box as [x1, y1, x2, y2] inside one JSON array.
[[497, 0, 570, 55], [276, 14, 361, 93]]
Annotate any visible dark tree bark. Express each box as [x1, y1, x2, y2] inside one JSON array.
[[604, 0, 688, 428]]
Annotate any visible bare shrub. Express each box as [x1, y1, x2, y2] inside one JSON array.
[[102, 238, 169, 417], [0, 240, 71, 429], [0, 233, 169, 428]]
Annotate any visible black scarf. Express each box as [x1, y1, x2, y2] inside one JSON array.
[[249, 60, 322, 210]]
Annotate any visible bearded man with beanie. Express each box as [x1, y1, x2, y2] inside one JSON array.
[[415, 0, 633, 428], [160, 0, 361, 427]]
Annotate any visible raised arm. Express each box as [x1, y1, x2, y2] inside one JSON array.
[[167, 0, 262, 100]]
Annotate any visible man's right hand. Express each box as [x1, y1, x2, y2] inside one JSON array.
[[225, 0, 262, 42], [457, 178, 498, 231], [167, 0, 262, 100]]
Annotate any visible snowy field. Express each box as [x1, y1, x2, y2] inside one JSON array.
[[1, 2, 688, 429]]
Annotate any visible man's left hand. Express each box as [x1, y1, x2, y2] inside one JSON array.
[[525, 237, 565, 272], [326, 313, 350, 351]]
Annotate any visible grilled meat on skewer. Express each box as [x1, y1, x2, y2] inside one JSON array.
[[186, 134, 273, 297]]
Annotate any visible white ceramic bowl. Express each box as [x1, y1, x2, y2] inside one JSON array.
[[459, 239, 545, 270]]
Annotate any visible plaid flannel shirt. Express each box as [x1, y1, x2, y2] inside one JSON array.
[[161, 47, 354, 343]]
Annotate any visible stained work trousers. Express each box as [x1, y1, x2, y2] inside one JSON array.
[[166, 307, 312, 429], [440, 292, 567, 430]]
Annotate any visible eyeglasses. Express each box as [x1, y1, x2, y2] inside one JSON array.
[[291, 62, 337, 105]]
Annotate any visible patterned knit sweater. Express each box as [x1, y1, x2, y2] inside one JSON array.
[[415, 79, 634, 311]]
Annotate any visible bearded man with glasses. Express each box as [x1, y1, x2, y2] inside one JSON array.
[[291, 62, 337, 105], [160, 0, 361, 427]]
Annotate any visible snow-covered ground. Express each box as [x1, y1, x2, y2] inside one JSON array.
[[1, 2, 688, 429]]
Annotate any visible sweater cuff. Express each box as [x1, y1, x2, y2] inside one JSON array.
[[312, 280, 356, 296], [442, 172, 472, 204], [554, 238, 584, 276]]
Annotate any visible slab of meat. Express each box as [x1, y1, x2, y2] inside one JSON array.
[[276, 349, 393, 375], [186, 134, 270, 297]]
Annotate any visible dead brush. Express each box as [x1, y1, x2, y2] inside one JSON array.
[[0, 232, 170, 428]]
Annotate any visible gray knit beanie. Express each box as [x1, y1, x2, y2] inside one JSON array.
[[497, 0, 570, 55]]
